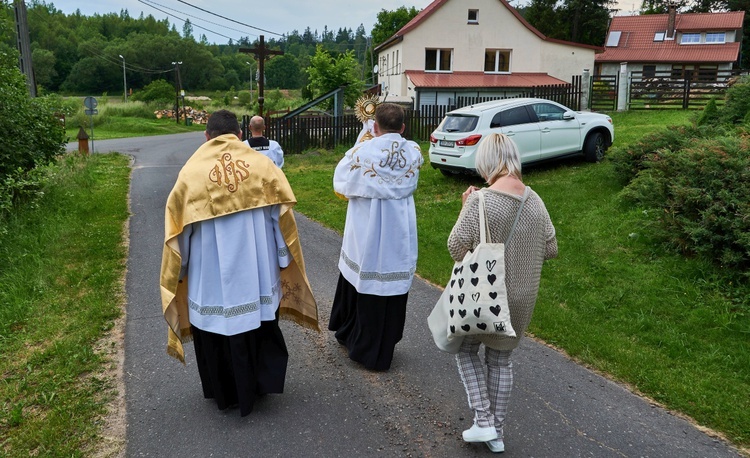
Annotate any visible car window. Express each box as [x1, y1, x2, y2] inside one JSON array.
[[489, 106, 534, 128], [439, 115, 479, 133], [530, 103, 566, 122]]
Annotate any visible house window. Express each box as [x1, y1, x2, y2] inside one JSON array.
[[484, 50, 510, 73], [697, 65, 719, 81], [681, 33, 700, 44], [425, 49, 452, 72], [605, 31, 621, 47], [643, 65, 656, 78], [705, 32, 725, 43], [654, 31, 665, 42], [671, 64, 693, 78], [468, 9, 478, 24]]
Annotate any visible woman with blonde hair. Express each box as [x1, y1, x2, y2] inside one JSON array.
[[447, 133, 558, 453]]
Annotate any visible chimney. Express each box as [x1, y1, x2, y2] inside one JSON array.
[[667, 2, 677, 39]]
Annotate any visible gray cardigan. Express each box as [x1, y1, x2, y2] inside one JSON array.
[[447, 187, 557, 350]]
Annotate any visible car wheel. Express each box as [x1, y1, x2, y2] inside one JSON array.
[[583, 132, 605, 162]]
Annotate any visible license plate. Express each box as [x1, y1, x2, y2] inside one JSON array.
[[439, 140, 455, 147]]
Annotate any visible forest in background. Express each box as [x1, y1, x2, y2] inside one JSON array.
[[0, 0, 747, 101]]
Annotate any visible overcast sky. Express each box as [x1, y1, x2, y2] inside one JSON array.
[[47, 0, 436, 44], [46, 0, 636, 45]]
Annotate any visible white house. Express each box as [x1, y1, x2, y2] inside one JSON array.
[[595, 7, 745, 79], [374, 0, 602, 108]]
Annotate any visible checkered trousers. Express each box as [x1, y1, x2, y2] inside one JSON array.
[[456, 336, 513, 436]]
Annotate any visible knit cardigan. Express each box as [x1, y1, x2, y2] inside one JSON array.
[[447, 187, 557, 350]]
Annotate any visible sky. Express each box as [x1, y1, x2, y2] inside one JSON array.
[[46, 0, 436, 44], [46, 0, 637, 45]]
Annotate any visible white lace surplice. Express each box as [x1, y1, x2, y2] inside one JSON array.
[[178, 206, 291, 336]]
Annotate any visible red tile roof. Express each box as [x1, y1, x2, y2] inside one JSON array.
[[596, 11, 744, 63], [374, 0, 602, 53], [405, 71, 569, 88]]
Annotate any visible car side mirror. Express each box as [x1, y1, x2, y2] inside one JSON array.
[[563, 111, 576, 120]]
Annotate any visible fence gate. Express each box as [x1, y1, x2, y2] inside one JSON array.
[[628, 69, 746, 110], [590, 74, 618, 111]]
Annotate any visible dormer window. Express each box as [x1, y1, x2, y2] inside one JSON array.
[[706, 32, 725, 43], [681, 33, 700, 44], [468, 9, 478, 24]]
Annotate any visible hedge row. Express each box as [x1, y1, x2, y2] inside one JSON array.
[[610, 77, 750, 279]]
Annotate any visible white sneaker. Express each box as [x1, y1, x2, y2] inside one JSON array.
[[462, 424, 498, 442], [486, 439, 505, 453]]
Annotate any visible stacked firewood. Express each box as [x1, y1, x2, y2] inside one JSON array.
[[154, 106, 210, 124]]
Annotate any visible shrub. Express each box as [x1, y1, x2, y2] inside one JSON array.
[[697, 97, 720, 126], [719, 76, 750, 125], [130, 79, 175, 104], [0, 52, 65, 181], [237, 90, 252, 106], [621, 131, 750, 275], [608, 123, 704, 184]]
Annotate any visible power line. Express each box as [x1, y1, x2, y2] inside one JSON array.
[[172, 0, 284, 37], [137, 0, 240, 42], [140, 0, 258, 39], [79, 42, 173, 75]]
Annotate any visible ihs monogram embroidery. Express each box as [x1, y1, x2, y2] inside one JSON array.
[[352, 141, 419, 184], [209, 153, 250, 192]]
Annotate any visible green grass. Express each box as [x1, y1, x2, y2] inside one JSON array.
[[285, 110, 750, 451], [65, 100, 206, 141], [0, 153, 131, 456]]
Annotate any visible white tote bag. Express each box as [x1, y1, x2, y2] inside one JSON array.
[[445, 190, 527, 341]]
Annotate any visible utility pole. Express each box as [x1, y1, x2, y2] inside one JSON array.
[[239, 35, 283, 117], [13, 0, 36, 97], [119, 54, 127, 102], [172, 61, 182, 124]]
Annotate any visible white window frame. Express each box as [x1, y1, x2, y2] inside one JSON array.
[[425, 48, 453, 72], [705, 32, 726, 43], [484, 49, 511, 74], [468, 9, 479, 24], [681, 33, 701, 44]]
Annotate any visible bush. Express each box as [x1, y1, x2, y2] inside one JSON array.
[[720, 76, 750, 125], [621, 131, 750, 275], [608, 123, 705, 183], [0, 52, 65, 182], [237, 90, 252, 106], [697, 97, 720, 126], [130, 79, 175, 104]]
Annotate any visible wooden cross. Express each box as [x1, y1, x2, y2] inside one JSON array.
[[240, 35, 283, 117]]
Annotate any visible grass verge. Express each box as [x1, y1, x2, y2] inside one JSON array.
[[0, 153, 131, 456], [284, 110, 749, 451]]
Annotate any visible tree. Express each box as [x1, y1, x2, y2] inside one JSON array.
[[265, 54, 301, 89], [31, 48, 58, 91], [183, 19, 193, 40], [371, 6, 420, 46], [524, 0, 562, 38], [306, 45, 364, 108], [524, 0, 613, 46]]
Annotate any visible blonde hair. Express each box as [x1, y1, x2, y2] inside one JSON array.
[[474, 133, 523, 184]]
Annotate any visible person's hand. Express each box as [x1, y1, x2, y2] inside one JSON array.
[[461, 186, 480, 205]]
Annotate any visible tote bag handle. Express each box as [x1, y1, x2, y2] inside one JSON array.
[[477, 187, 530, 245]]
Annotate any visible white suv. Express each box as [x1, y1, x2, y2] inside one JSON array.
[[428, 98, 614, 175]]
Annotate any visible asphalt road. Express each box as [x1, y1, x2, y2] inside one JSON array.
[[73, 134, 743, 457]]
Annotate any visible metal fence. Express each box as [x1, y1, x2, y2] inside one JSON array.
[[590, 74, 618, 111], [628, 69, 747, 110], [261, 79, 584, 155]]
